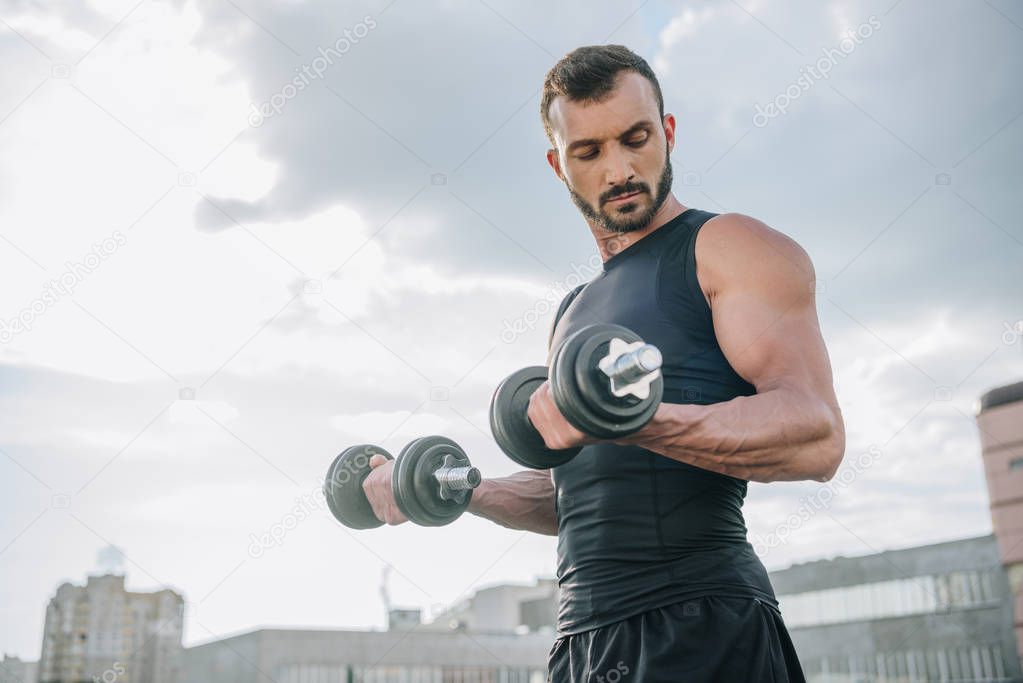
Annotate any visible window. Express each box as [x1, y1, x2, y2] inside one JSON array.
[[778, 569, 997, 628]]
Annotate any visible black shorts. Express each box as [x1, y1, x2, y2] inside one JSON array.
[[546, 596, 806, 683]]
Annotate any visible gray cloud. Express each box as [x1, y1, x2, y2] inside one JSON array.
[[185, 0, 653, 277]]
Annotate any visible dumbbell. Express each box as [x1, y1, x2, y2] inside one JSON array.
[[323, 435, 481, 529], [489, 323, 664, 469]]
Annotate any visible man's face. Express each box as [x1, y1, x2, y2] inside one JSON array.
[[547, 71, 673, 234]]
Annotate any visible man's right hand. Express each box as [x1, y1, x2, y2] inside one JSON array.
[[361, 454, 409, 525]]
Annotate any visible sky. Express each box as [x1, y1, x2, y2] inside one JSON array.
[[1, 0, 1021, 661]]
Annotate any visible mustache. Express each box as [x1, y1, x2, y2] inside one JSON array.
[[602, 184, 648, 203]]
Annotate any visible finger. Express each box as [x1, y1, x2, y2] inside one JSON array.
[[388, 511, 407, 525], [526, 393, 546, 431], [385, 503, 407, 525], [367, 496, 386, 523]]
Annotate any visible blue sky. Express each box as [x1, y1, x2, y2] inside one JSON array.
[[1, 0, 1021, 660]]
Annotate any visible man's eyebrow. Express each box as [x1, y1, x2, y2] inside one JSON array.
[[565, 120, 654, 153]]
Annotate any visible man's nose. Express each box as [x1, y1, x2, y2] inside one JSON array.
[[603, 146, 635, 187]]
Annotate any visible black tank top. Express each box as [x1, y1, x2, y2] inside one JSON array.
[[548, 208, 780, 636]]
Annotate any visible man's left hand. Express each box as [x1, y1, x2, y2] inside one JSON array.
[[526, 380, 602, 451]]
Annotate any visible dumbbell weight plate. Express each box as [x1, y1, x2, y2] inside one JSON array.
[[392, 435, 475, 527], [489, 366, 581, 470], [551, 323, 664, 439], [391, 436, 431, 525], [324, 444, 394, 529]]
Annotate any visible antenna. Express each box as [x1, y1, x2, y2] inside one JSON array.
[[380, 566, 392, 614]]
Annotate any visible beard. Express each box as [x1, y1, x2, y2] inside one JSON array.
[[565, 143, 674, 234]]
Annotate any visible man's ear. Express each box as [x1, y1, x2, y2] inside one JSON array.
[[662, 113, 677, 154], [546, 148, 564, 181]]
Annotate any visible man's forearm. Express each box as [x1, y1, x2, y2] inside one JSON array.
[[621, 386, 845, 483], [467, 470, 558, 536]]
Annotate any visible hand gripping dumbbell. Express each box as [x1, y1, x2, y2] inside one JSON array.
[[489, 323, 664, 469], [323, 435, 481, 529]]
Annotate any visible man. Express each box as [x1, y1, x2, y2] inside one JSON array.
[[363, 45, 845, 681]]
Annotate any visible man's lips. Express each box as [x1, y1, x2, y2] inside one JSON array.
[[607, 191, 643, 203]]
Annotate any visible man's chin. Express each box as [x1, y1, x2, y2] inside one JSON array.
[[600, 203, 653, 233], [598, 217, 647, 234]]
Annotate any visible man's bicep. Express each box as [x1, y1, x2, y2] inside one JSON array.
[[712, 283, 825, 394], [701, 217, 828, 394]]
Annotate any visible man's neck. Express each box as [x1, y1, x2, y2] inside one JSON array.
[[592, 195, 688, 262]]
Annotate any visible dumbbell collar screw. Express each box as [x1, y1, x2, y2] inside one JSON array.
[[598, 337, 662, 400], [434, 453, 481, 503]]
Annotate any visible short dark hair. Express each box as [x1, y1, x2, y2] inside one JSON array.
[[540, 45, 665, 148]]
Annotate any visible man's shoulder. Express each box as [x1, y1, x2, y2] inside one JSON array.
[[548, 283, 587, 351], [694, 212, 813, 299], [554, 282, 587, 323]]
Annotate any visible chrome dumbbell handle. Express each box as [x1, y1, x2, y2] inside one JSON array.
[[598, 339, 663, 400], [606, 343, 662, 384], [433, 454, 482, 501]]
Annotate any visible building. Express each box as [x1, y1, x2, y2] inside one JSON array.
[[1, 655, 38, 683], [181, 629, 552, 683], [978, 379, 1023, 673], [38, 573, 184, 683], [746, 378, 1023, 682], [771, 534, 1019, 682], [430, 578, 558, 633], [180, 581, 558, 683], [386, 608, 427, 631]]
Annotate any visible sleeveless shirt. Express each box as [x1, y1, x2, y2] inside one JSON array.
[[547, 208, 780, 636]]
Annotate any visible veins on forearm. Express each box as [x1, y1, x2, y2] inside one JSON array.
[[468, 471, 559, 536], [622, 391, 839, 483]]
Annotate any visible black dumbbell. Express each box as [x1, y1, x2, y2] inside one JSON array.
[[550, 323, 664, 437], [490, 366, 580, 469], [391, 436, 481, 526], [323, 436, 481, 529], [489, 323, 664, 469]]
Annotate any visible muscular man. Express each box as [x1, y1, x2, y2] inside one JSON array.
[[363, 44, 845, 682]]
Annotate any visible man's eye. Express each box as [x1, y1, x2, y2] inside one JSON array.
[[577, 136, 646, 160]]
